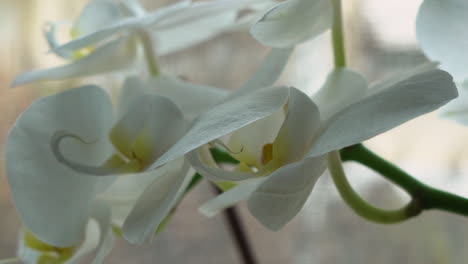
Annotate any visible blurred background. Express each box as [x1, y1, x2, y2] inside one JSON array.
[[2, 0, 468, 263]]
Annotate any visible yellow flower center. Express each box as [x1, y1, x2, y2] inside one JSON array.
[[24, 230, 75, 264]]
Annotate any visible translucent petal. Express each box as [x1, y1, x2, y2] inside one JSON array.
[[247, 156, 327, 230], [110, 94, 187, 166], [122, 159, 191, 244], [233, 48, 294, 97], [416, 0, 468, 80], [148, 75, 228, 120], [6, 85, 114, 246], [186, 145, 255, 182], [72, 0, 123, 37], [308, 69, 458, 156], [312, 68, 368, 120], [149, 86, 290, 170], [250, 0, 333, 47], [12, 38, 137, 87], [273, 88, 320, 164]]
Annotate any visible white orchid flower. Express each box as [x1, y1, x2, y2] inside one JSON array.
[[416, 0, 468, 126], [5, 79, 194, 262], [12, 0, 277, 87], [250, 0, 333, 48], [150, 65, 457, 230], [16, 203, 113, 264]]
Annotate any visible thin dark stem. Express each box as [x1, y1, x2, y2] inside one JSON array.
[[341, 144, 468, 218], [211, 184, 258, 264]]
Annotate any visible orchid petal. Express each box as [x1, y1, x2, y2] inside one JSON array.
[[186, 145, 255, 182], [66, 202, 114, 264], [308, 69, 458, 156], [312, 68, 368, 120], [120, 0, 147, 17], [155, 10, 237, 55], [50, 1, 191, 55], [440, 80, 468, 126], [122, 159, 191, 244], [96, 171, 160, 227], [250, 0, 333, 48], [12, 38, 137, 87], [89, 202, 114, 264], [149, 86, 290, 169], [273, 88, 320, 164], [72, 0, 122, 37], [148, 75, 228, 119], [43, 21, 73, 59], [116, 77, 147, 118], [233, 48, 294, 97], [248, 156, 327, 230], [110, 94, 187, 166], [226, 108, 285, 168], [416, 0, 468, 81], [199, 178, 266, 218], [6, 85, 114, 246]]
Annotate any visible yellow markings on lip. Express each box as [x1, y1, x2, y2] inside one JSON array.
[[261, 143, 274, 166], [108, 126, 156, 173], [69, 27, 94, 60], [24, 230, 75, 264]]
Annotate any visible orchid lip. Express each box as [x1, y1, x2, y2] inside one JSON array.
[[51, 130, 139, 176]]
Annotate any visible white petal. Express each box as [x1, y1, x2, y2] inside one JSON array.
[[440, 80, 468, 126], [120, 0, 147, 17], [312, 68, 368, 120], [67, 202, 114, 264], [233, 48, 294, 97], [6, 85, 114, 246], [149, 86, 290, 169], [199, 178, 266, 217], [116, 77, 148, 119], [12, 38, 137, 87], [154, 10, 237, 55], [110, 93, 188, 166], [148, 75, 228, 120], [186, 145, 255, 182], [43, 21, 73, 59], [89, 203, 114, 264], [96, 165, 176, 226], [50, 18, 140, 56], [122, 159, 191, 244], [416, 0, 468, 81], [308, 69, 458, 156], [151, 0, 261, 29], [227, 107, 285, 167], [248, 156, 327, 230], [72, 0, 123, 37], [250, 0, 333, 48], [51, 1, 191, 55], [273, 88, 320, 164]]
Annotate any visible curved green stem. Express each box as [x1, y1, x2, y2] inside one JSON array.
[[331, 0, 347, 68], [136, 28, 160, 77], [341, 144, 468, 218], [328, 151, 421, 223]]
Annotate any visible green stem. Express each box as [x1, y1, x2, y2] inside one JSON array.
[[331, 0, 347, 68], [341, 144, 468, 218], [328, 151, 420, 223], [327, 0, 415, 223], [136, 28, 159, 77]]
